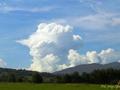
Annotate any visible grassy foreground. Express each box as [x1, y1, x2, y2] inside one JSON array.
[[0, 83, 119, 90]]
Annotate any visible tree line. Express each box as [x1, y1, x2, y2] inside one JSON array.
[[0, 68, 120, 84], [54, 68, 120, 84], [0, 72, 43, 83]]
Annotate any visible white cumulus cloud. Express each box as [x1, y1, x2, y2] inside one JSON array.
[[17, 23, 82, 72], [68, 49, 87, 67], [18, 23, 120, 72], [68, 48, 120, 65]]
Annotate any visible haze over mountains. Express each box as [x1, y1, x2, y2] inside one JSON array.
[[0, 62, 120, 75], [54, 62, 120, 74]]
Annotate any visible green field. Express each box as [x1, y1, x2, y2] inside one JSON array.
[[0, 83, 119, 90]]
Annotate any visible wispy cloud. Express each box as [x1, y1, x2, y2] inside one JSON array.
[[50, 12, 120, 30], [79, 0, 120, 13], [0, 3, 55, 13]]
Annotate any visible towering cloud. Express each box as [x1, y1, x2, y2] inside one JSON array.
[[18, 23, 82, 72], [18, 23, 120, 72], [0, 58, 7, 68]]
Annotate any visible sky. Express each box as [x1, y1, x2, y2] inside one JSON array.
[[0, 0, 120, 72]]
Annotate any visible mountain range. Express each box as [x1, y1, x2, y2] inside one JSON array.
[[0, 62, 120, 76], [54, 62, 120, 74]]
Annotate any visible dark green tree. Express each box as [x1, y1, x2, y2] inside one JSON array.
[[63, 74, 72, 83], [71, 72, 81, 83], [32, 72, 43, 83], [7, 73, 16, 82]]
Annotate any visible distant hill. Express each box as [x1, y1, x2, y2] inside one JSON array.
[[54, 62, 120, 74], [0, 68, 54, 78]]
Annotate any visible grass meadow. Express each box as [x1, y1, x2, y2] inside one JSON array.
[[0, 83, 119, 90]]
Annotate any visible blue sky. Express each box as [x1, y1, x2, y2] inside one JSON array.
[[0, 0, 120, 71]]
